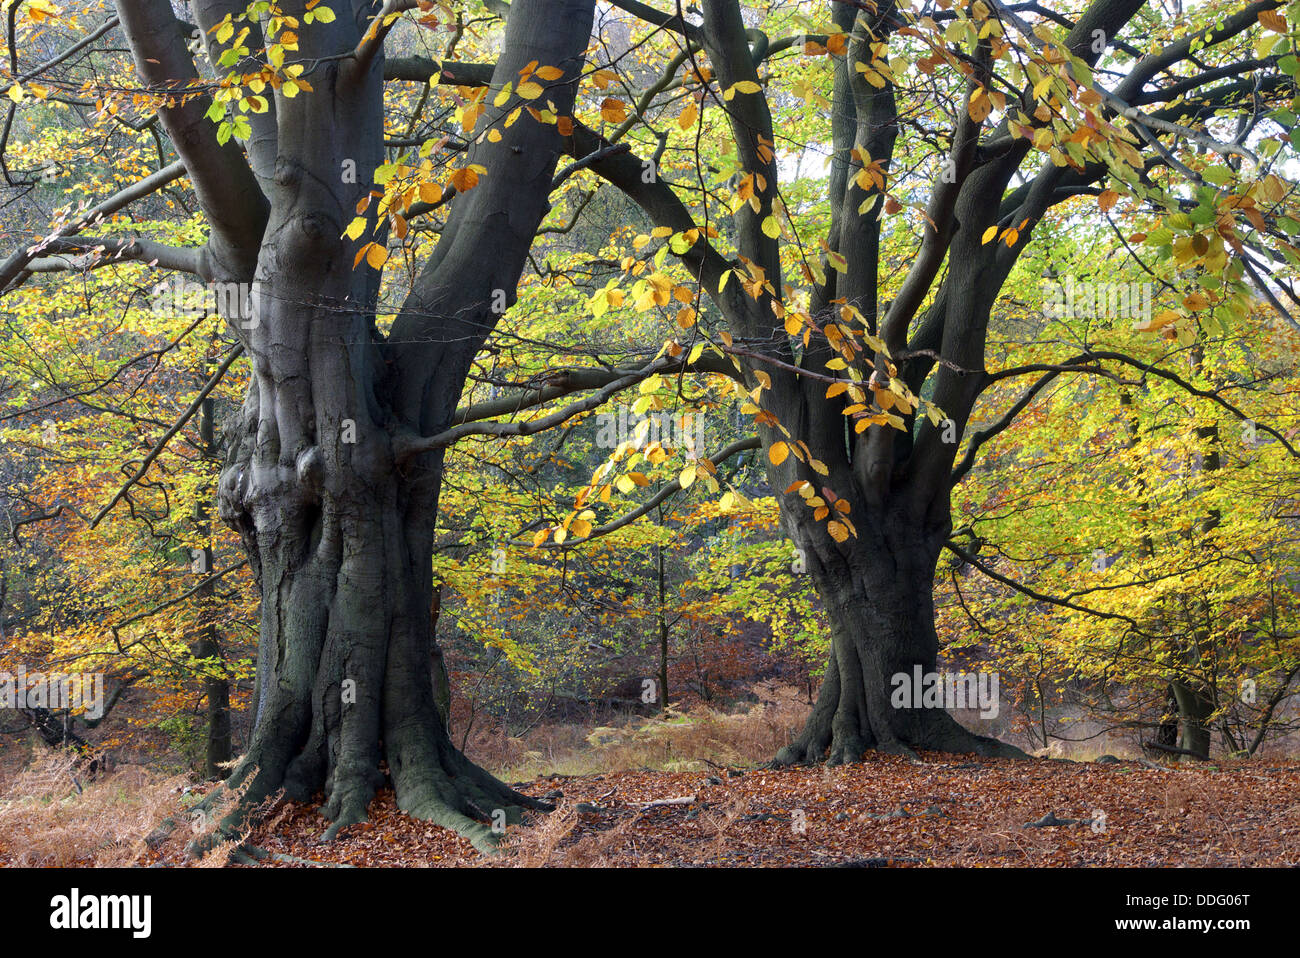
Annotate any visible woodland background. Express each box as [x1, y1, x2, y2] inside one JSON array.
[[0, 0, 1298, 865]]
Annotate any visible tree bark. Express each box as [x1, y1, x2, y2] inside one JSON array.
[[112, 0, 603, 851], [774, 504, 1024, 764]]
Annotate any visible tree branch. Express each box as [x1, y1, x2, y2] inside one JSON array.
[[90, 344, 245, 528]]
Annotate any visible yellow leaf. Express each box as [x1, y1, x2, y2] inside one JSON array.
[[366, 243, 389, 269], [26, 0, 59, 22], [769, 441, 790, 465], [761, 215, 781, 238], [980, 225, 997, 245], [517, 81, 544, 100], [679, 102, 699, 129], [826, 520, 849, 542]]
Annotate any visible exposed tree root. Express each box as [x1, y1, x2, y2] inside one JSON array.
[[775, 654, 1028, 766]]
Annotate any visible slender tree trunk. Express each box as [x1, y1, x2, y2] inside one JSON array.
[[1164, 361, 1221, 761], [1157, 685, 1180, 750], [195, 366, 231, 780], [656, 542, 669, 711]]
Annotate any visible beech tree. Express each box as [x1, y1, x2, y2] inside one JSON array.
[[518, 0, 1300, 765], [4, 0, 1299, 851], [2, 0, 612, 850]]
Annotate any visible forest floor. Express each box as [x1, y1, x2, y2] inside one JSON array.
[[156, 753, 1300, 867]]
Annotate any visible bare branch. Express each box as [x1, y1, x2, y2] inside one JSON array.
[[90, 344, 246, 528]]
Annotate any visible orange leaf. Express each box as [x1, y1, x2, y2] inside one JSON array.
[[1258, 9, 1287, 32], [449, 166, 479, 192], [600, 97, 627, 123]]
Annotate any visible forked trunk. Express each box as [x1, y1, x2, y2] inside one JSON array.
[[214, 234, 543, 851], [175, 0, 595, 852]]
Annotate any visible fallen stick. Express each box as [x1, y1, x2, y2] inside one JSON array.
[[641, 795, 696, 810]]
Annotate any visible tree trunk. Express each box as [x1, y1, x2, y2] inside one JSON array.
[[219, 396, 544, 849], [176, 0, 596, 853], [1156, 685, 1180, 750], [195, 371, 231, 781], [430, 590, 451, 728], [776, 506, 1024, 765], [656, 541, 669, 711], [1171, 680, 1213, 759]]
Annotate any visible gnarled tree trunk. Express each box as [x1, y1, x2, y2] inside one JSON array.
[[775, 504, 1022, 765], [110, 0, 599, 850]]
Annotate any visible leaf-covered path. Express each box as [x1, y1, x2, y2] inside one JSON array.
[[173, 754, 1300, 867]]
